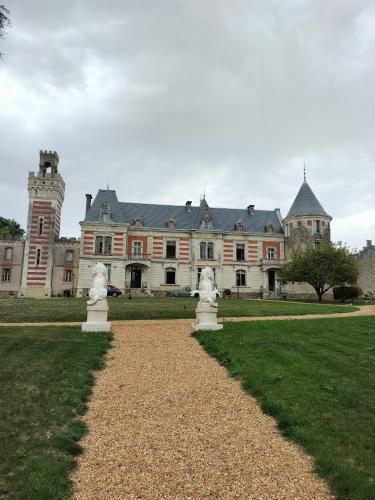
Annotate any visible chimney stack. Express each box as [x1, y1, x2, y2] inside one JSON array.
[[366, 240, 372, 248], [247, 204, 255, 215], [185, 201, 192, 212], [85, 194, 92, 215]]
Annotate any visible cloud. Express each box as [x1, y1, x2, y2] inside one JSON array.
[[0, 0, 374, 248]]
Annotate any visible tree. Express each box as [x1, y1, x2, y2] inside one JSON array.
[[0, 5, 10, 58], [0, 217, 24, 238], [278, 242, 358, 302]]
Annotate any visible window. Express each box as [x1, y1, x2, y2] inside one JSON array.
[[314, 220, 321, 234], [236, 270, 246, 286], [2, 268, 11, 281], [36, 249, 41, 266], [133, 241, 142, 256], [66, 250, 74, 262], [104, 263, 111, 282], [267, 247, 276, 260], [95, 236, 103, 254], [166, 216, 176, 229], [133, 215, 143, 227], [4, 247, 12, 260], [235, 221, 244, 232], [200, 241, 214, 259], [104, 236, 112, 255], [315, 241, 321, 248], [64, 270, 73, 282], [166, 241, 176, 259], [297, 221, 302, 228], [38, 217, 43, 235], [236, 244, 245, 261], [95, 236, 112, 254], [200, 242, 206, 259], [165, 267, 176, 285]]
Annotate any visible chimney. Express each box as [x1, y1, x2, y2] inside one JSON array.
[[185, 200, 192, 212], [85, 194, 92, 215], [367, 240, 372, 248], [247, 204, 255, 215]]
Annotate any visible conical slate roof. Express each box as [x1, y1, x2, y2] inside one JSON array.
[[286, 181, 329, 218]]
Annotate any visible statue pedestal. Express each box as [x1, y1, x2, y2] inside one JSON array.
[[193, 302, 223, 331], [81, 299, 111, 332]]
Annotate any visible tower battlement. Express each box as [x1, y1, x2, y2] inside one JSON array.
[[39, 150, 59, 174]]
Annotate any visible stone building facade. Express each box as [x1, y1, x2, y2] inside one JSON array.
[[3, 150, 361, 299], [354, 240, 375, 297]]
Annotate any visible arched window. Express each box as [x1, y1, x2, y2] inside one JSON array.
[[236, 269, 246, 286], [165, 267, 176, 285]]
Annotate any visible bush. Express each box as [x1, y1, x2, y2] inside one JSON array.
[[333, 286, 362, 302]]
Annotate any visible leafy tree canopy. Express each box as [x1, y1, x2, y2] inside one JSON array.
[[0, 217, 24, 238], [278, 242, 358, 301], [0, 5, 10, 57]]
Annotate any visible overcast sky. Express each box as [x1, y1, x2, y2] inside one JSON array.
[[1, 0, 374, 250]]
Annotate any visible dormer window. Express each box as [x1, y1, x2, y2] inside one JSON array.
[[234, 220, 244, 232], [133, 215, 143, 227], [200, 211, 214, 230], [166, 216, 176, 229], [99, 203, 111, 224], [264, 221, 275, 233]]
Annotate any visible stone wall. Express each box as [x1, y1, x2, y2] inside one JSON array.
[[0, 238, 25, 295], [354, 240, 375, 296]]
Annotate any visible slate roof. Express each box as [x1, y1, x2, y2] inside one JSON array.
[[84, 190, 284, 234], [286, 181, 329, 218]]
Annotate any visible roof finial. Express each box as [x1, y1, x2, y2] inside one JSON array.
[[107, 180, 110, 191], [203, 187, 206, 199], [303, 161, 306, 182]]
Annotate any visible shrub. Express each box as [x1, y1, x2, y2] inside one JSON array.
[[333, 285, 362, 302]]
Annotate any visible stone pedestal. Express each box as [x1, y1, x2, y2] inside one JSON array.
[[81, 299, 111, 332], [193, 302, 223, 331]]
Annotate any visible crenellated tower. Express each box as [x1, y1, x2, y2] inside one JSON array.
[[21, 151, 65, 297], [283, 177, 332, 260]]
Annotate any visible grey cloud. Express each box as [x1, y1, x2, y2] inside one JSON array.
[[0, 0, 374, 248]]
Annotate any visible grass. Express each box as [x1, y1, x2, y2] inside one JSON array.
[[0, 326, 111, 500], [0, 296, 358, 323], [194, 316, 375, 500]]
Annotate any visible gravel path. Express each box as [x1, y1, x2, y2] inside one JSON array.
[[72, 319, 333, 499]]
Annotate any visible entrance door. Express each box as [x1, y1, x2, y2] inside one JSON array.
[[130, 266, 142, 288], [268, 270, 276, 292]]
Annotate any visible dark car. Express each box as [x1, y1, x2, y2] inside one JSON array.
[[107, 284, 123, 297], [166, 290, 191, 297]]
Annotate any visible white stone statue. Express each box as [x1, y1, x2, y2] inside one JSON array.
[[192, 266, 223, 331], [82, 262, 111, 332], [198, 266, 218, 307], [87, 262, 108, 306]]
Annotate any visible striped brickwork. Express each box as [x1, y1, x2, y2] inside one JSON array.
[[178, 237, 190, 262]]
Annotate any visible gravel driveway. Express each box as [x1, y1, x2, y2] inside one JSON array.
[[72, 319, 332, 499]]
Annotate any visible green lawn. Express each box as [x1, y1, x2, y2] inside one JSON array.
[[0, 326, 111, 500], [0, 297, 358, 323], [195, 316, 375, 500]]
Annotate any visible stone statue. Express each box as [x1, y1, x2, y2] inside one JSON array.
[[192, 266, 223, 331], [87, 262, 108, 306], [82, 262, 111, 332], [198, 266, 218, 307]]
